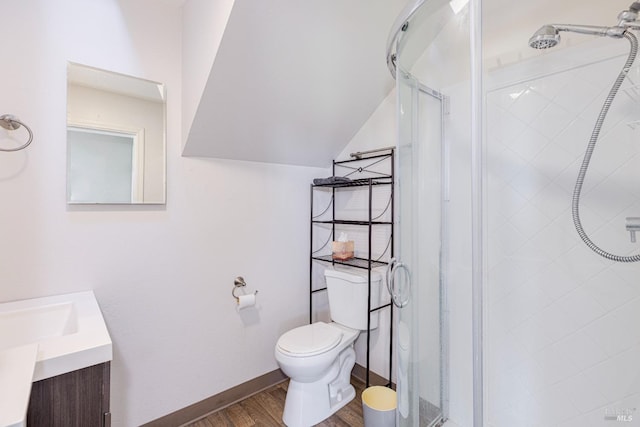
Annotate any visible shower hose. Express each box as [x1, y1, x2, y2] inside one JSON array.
[[572, 31, 640, 262]]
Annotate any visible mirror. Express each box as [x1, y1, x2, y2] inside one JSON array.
[[66, 63, 166, 204]]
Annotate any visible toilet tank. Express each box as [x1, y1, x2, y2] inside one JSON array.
[[324, 268, 382, 330]]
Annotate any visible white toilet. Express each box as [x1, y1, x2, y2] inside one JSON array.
[[275, 267, 381, 427]]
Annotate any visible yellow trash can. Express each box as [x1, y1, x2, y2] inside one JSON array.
[[362, 386, 397, 427]]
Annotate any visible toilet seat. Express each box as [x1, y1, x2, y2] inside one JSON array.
[[277, 322, 342, 357]]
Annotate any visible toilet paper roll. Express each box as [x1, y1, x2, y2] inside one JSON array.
[[237, 293, 256, 310]]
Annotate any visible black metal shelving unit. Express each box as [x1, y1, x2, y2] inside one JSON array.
[[309, 149, 394, 388]]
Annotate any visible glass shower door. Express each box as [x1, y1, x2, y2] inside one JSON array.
[[394, 68, 447, 427]]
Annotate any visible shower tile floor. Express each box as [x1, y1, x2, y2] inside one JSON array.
[[184, 378, 366, 427]]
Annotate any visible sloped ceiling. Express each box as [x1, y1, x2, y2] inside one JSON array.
[[182, 0, 407, 167]]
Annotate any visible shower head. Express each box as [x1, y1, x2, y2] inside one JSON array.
[[529, 25, 560, 49], [528, 24, 626, 49]]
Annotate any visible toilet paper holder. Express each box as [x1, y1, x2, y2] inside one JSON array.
[[232, 276, 258, 302]]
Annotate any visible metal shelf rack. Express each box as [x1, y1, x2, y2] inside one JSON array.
[[309, 148, 394, 388]]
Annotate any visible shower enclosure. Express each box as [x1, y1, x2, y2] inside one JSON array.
[[387, 0, 640, 426]]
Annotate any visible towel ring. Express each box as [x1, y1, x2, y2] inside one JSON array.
[[0, 114, 33, 152]]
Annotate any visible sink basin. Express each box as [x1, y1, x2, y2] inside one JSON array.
[[0, 291, 112, 427], [0, 290, 112, 381], [0, 302, 77, 352]]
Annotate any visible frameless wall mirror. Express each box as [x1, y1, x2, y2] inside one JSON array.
[[66, 62, 166, 204]]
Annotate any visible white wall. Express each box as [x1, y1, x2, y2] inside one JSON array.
[[336, 92, 397, 160], [0, 1, 326, 425], [181, 0, 235, 144]]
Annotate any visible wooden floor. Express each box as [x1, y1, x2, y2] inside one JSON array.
[[184, 378, 366, 427]]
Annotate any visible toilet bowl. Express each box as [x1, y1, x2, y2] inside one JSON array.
[[274, 268, 382, 427], [275, 322, 359, 426]]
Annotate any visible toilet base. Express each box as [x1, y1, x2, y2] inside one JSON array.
[[282, 346, 356, 427]]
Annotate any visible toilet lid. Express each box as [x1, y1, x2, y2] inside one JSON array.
[[277, 322, 342, 357]]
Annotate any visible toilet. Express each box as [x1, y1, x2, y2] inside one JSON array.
[[275, 268, 381, 427]]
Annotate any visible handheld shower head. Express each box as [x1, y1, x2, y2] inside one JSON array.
[[529, 23, 625, 50], [529, 25, 560, 49]]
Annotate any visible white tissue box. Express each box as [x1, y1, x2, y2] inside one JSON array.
[[332, 241, 354, 260]]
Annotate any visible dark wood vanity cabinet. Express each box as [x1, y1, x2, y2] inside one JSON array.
[[27, 362, 111, 427]]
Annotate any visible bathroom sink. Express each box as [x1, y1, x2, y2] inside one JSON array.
[[0, 301, 77, 352], [0, 291, 112, 381], [0, 291, 112, 427]]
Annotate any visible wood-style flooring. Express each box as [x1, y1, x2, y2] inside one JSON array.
[[184, 378, 366, 427]]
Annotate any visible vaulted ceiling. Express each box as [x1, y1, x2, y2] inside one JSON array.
[[181, 0, 407, 167]]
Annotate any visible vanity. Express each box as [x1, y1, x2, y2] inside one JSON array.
[[0, 291, 112, 427], [28, 362, 110, 426]]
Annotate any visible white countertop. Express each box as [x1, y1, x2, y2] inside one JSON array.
[[0, 344, 38, 427]]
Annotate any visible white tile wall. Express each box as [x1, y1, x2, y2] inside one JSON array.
[[486, 46, 640, 426]]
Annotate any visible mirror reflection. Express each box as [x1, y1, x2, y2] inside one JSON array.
[[66, 63, 166, 204]]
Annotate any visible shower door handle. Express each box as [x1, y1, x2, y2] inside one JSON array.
[[386, 258, 411, 308], [386, 258, 397, 298]]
